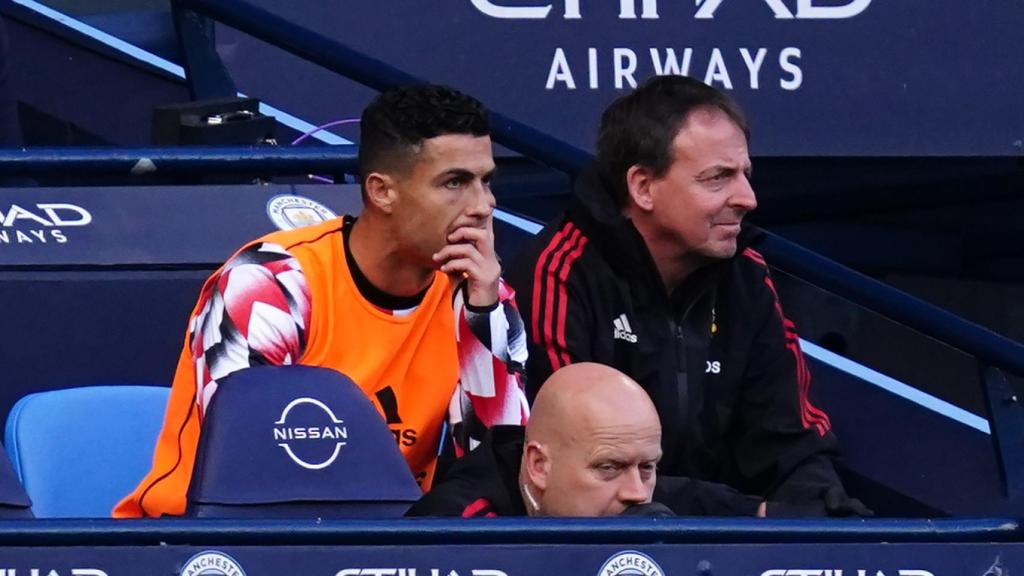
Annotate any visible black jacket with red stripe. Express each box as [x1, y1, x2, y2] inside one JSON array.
[[406, 426, 527, 517], [507, 167, 848, 512]]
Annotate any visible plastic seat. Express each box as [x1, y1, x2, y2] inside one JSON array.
[[187, 365, 421, 518], [4, 385, 169, 517]]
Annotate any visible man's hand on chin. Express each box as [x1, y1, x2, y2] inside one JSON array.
[[432, 221, 500, 308]]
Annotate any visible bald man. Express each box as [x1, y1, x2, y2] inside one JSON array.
[[408, 363, 766, 517]]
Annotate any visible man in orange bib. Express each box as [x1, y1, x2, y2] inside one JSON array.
[[115, 85, 529, 518]]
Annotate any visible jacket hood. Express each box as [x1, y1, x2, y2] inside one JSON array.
[[573, 163, 623, 226], [569, 164, 663, 282]]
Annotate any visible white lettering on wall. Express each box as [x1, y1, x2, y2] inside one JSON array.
[[779, 47, 803, 90], [695, 0, 794, 20], [542, 47, 805, 92], [470, 0, 550, 19], [650, 48, 693, 76], [613, 48, 638, 89], [797, 0, 872, 19], [546, 48, 577, 89], [472, 0, 870, 19], [588, 48, 600, 88], [704, 48, 733, 89], [740, 48, 767, 89]]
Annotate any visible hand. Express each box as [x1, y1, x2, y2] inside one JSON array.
[[620, 502, 676, 517], [432, 221, 500, 307], [765, 487, 873, 518], [823, 486, 873, 517]]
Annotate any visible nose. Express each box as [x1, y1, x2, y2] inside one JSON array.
[[616, 467, 651, 507], [730, 174, 758, 213], [467, 181, 495, 219]]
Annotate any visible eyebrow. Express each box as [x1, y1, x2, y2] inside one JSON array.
[[434, 167, 497, 183], [696, 163, 752, 179], [591, 450, 664, 464]]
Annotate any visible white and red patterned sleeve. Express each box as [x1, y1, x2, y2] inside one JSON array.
[[187, 242, 311, 416], [449, 279, 530, 454]]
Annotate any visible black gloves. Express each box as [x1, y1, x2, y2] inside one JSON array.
[[767, 486, 873, 518], [620, 502, 676, 517]]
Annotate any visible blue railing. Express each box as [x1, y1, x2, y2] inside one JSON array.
[[759, 233, 1024, 378], [0, 146, 357, 176]]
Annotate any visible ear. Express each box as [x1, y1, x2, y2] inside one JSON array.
[[363, 172, 397, 214], [625, 164, 656, 213], [522, 441, 551, 490]]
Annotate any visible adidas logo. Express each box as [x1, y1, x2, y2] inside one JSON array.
[[613, 313, 638, 343]]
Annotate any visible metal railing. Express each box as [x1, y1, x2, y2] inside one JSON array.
[[0, 146, 358, 177], [0, 517, 1020, 545]]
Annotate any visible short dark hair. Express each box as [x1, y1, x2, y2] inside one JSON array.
[[359, 85, 490, 179], [596, 76, 749, 209]]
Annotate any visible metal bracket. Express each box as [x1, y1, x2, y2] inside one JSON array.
[[979, 363, 1024, 507]]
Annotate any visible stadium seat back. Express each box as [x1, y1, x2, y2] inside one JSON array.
[[4, 385, 169, 517], [187, 366, 421, 518]]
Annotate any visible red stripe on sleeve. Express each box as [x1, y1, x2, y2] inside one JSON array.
[[758, 262, 832, 436], [462, 497, 496, 518], [542, 228, 582, 371], [554, 235, 589, 367], [531, 223, 573, 345]]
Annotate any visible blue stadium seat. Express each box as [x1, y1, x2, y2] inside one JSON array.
[[187, 366, 421, 518], [4, 385, 169, 517], [0, 446, 32, 518]]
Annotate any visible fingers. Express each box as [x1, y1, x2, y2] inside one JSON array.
[[433, 227, 500, 307], [433, 244, 499, 285], [446, 225, 494, 256]]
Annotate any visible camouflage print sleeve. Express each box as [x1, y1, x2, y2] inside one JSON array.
[[448, 279, 530, 455], [188, 242, 311, 416]]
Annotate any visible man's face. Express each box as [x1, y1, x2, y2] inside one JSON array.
[[645, 107, 757, 261], [389, 134, 496, 267], [538, 416, 661, 517]]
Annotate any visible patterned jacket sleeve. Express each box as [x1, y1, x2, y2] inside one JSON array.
[[189, 242, 311, 416], [448, 280, 530, 455]]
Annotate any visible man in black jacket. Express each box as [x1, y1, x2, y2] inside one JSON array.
[[408, 362, 764, 517], [508, 75, 864, 516]]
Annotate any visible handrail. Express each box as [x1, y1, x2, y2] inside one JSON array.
[[759, 233, 1024, 378], [0, 146, 357, 176], [0, 517, 1019, 546]]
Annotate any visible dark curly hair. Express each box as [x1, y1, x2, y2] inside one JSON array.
[[359, 84, 490, 180], [597, 76, 749, 209]]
